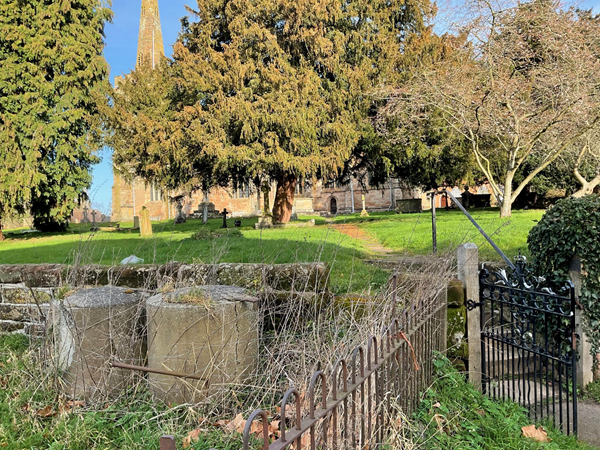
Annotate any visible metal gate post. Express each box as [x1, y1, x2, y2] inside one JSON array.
[[458, 243, 481, 391]]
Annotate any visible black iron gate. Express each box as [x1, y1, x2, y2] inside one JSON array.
[[473, 257, 578, 435]]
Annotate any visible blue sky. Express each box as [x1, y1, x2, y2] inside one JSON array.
[[90, 0, 191, 213], [89, 0, 600, 214]]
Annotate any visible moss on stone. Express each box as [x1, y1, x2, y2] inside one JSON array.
[[167, 289, 213, 306], [447, 279, 465, 307]]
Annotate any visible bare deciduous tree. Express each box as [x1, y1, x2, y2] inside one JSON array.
[[571, 127, 600, 197], [379, 0, 600, 217]]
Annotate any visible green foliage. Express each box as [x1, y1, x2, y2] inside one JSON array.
[[0, 0, 111, 229], [582, 379, 600, 404], [111, 0, 438, 222], [415, 356, 593, 449], [528, 195, 600, 355]]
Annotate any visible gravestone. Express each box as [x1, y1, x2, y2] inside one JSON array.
[[220, 209, 229, 229], [360, 194, 369, 217], [133, 216, 140, 229], [140, 207, 152, 237]]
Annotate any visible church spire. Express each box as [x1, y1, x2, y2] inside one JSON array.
[[136, 0, 165, 69]]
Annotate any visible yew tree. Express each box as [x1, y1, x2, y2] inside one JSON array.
[[0, 0, 112, 235], [170, 0, 435, 223], [380, 1, 600, 217]]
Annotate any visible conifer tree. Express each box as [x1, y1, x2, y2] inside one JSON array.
[[0, 0, 112, 235], [168, 0, 435, 222]]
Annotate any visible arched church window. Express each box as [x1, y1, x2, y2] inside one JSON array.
[[150, 184, 162, 202]]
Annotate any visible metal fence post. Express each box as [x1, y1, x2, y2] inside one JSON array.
[[570, 257, 595, 388], [458, 243, 481, 391]]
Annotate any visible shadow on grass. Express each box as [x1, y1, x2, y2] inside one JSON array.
[[0, 221, 390, 294]]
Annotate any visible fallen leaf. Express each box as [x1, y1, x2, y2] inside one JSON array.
[[521, 425, 551, 443], [268, 420, 280, 438], [183, 429, 202, 449], [250, 420, 263, 436], [226, 413, 246, 433], [432, 402, 441, 408], [213, 419, 228, 428], [35, 405, 56, 418], [475, 409, 486, 416], [432, 414, 445, 432], [58, 400, 85, 414]]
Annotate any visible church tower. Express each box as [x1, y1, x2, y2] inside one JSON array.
[[111, 0, 167, 222], [136, 0, 165, 68]]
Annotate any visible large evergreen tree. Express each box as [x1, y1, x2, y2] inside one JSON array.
[[166, 0, 436, 223], [0, 0, 112, 235]]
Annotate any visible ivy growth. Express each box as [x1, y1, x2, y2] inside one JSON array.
[[528, 195, 600, 357]]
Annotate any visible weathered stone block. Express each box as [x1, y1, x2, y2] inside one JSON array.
[[265, 263, 329, 291], [53, 286, 144, 400], [0, 303, 49, 322], [146, 286, 259, 405], [447, 305, 468, 358], [1, 285, 53, 304], [447, 279, 465, 307], [176, 264, 220, 286], [0, 320, 26, 333], [0, 265, 64, 287]]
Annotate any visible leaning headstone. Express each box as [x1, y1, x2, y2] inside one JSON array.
[[140, 206, 152, 237], [133, 216, 140, 229], [52, 286, 144, 400], [146, 286, 259, 404]]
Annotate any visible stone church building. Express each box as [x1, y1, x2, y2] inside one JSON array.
[[111, 0, 438, 222]]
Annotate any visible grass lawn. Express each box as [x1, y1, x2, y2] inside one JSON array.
[[342, 208, 545, 262], [0, 208, 546, 293], [0, 217, 389, 294]]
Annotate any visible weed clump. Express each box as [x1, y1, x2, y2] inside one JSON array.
[[166, 288, 213, 307], [407, 356, 592, 450]]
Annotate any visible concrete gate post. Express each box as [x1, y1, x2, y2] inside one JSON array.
[[458, 243, 481, 391], [570, 258, 594, 388]]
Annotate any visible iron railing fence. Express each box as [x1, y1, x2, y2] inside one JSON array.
[[158, 287, 446, 449]]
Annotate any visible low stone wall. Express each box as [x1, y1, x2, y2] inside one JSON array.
[[0, 262, 329, 336]]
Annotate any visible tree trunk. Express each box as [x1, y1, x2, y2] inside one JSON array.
[[572, 175, 600, 198], [500, 173, 514, 218], [0, 217, 4, 242], [272, 172, 297, 224]]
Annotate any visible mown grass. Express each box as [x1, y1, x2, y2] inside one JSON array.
[[338, 208, 544, 262], [411, 356, 594, 450], [0, 335, 250, 450], [0, 217, 389, 294], [0, 208, 545, 293]]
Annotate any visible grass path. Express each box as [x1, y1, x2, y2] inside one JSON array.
[[330, 223, 395, 255]]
